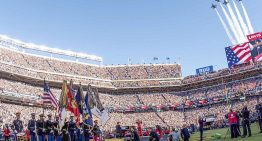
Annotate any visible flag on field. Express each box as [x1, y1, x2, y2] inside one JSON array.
[[83, 91, 93, 126], [225, 42, 253, 68], [75, 84, 84, 115], [42, 80, 58, 109], [58, 80, 68, 129]]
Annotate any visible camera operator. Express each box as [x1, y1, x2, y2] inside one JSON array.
[[240, 106, 251, 137], [256, 103, 262, 133]]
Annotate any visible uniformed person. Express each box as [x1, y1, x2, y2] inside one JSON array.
[[82, 124, 90, 141], [28, 113, 37, 141], [68, 116, 76, 141], [36, 114, 46, 141], [13, 112, 24, 133], [46, 114, 54, 141], [92, 120, 101, 141], [53, 115, 61, 141], [62, 121, 70, 141], [13, 112, 24, 141], [76, 122, 83, 141]]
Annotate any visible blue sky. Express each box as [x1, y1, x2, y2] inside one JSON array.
[[0, 0, 261, 77]]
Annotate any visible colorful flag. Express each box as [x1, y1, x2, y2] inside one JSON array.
[[83, 91, 93, 126], [58, 80, 68, 129], [66, 80, 80, 126], [87, 85, 109, 126], [75, 84, 84, 114], [42, 80, 58, 109], [225, 42, 253, 68]]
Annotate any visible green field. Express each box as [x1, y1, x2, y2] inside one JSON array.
[[190, 123, 262, 141], [104, 123, 262, 141]]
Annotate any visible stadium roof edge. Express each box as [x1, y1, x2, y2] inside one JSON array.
[[0, 34, 103, 62], [103, 63, 181, 67]]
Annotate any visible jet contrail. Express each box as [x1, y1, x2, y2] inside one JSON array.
[[226, 1, 246, 42], [220, 3, 241, 43], [232, 0, 249, 36], [215, 8, 236, 45], [239, 1, 254, 34]]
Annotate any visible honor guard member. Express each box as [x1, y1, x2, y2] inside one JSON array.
[[13, 112, 24, 133], [28, 113, 37, 141], [68, 116, 77, 141], [62, 121, 70, 141], [92, 120, 101, 141], [76, 122, 83, 141], [46, 114, 54, 141], [37, 114, 46, 141], [13, 111, 24, 141], [53, 115, 62, 141], [83, 124, 90, 141]]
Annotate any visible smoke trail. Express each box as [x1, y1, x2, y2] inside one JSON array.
[[215, 8, 236, 45], [226, 2, 246, 42], [232, 0, 249, 36], [240, 1, 254, 34], [220, 3, 241, 43]]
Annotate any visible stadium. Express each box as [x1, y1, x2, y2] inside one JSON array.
[[0, 0, 262, 141]]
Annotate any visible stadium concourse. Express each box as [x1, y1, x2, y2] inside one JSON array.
[[0, 45, 262, 140]]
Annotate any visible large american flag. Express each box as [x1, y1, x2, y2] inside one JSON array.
[[225, 42, 253, 68], [42, 81, 58, 108]]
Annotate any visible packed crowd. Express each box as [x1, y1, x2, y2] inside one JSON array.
[[0, 47, 181, 88], [98, 76, 261, 112], [182, 61, 262, 84]]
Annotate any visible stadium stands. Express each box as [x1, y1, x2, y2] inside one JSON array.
[[0, 45, 262, 131]]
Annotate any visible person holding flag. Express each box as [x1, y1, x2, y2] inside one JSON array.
[[76, 84, 94, 141]]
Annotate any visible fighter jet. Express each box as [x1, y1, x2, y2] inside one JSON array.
[[223, 0, 229, 5], [211, 4, 217, 9]]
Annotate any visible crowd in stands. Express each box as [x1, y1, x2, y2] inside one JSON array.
[[0, 47, 181, 88], [182, 61, 262, 84], [0, 46, 262, 134], [0, 78, 61, 98]]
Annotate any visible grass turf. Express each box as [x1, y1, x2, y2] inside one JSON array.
[[104, 123, 262, 141], [190, 123, 262, 141]]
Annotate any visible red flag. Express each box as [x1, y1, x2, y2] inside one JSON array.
[[66, 85, 80, 126]]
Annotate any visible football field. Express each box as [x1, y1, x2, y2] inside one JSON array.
[[190, 123, 262, 141], [104, 123, 262, 141]]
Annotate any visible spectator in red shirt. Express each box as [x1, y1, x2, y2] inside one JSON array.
[[136, 120, 142, 137], [225, 108, 239, 138], [155, 125, 163, 139], [3, 124, 11, 141]]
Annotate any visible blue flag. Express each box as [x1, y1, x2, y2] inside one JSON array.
[[75, 87, 83, 114], [83, 92, 93, 126]]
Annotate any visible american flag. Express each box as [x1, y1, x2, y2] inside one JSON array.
[[42, 81, 58, 109], [225, 42, 253, 68]]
